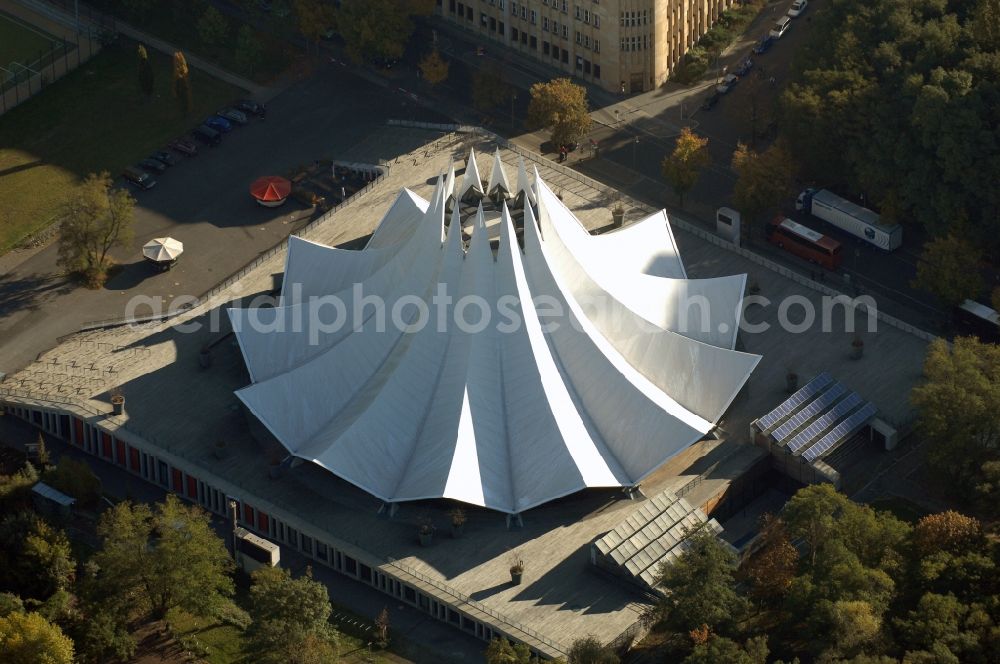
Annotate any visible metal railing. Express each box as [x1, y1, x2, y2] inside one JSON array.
[[384, 556, 570, 656]]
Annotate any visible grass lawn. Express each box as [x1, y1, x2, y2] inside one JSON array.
[[166, 609, 248, 664], [0, 40, 244, 253], [0, 12, 57, 68]]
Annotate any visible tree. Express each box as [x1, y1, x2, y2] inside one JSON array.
[[0, 611, 74, 664], [739, 514, 797, 605], [56, 171, 135, 287], [567, 635, 619, 664], [911, 337, 1000, 501], [661, 127, 710, 208], [197, 6, 229, 46], [21, 521, 75, 597], [43, 456, 101, 506], [912, 512, 982, 557], [485, 636, 544, 664], [247, 566, 338, 663], [294, 0, 335, 53], [0, 593, 24, 617], [826, 600, 882, 658], [235, 25, 263, 76], [654, 528, 747, 635], [34, 432, 50, 468], [93, 496, 234, 619], [334, 0, 430, 64], [472, 65, 513, 112], [172, 51, 193, 115], [527, 78, 592, 149], [137, 44, 154, 98], [730, 140, 795, 237], [911, 232, 983, 307], [683, 635, 768, 664], [419, 49, 449, 86], [121, 0, 153, 23]]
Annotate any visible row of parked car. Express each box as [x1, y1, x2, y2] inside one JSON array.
[[700, 0, 808, 111], [121, 99, 267, 191]]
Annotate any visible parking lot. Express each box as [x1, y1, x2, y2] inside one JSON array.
[[0, 58, 448, 373]]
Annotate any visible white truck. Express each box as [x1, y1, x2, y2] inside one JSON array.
[[795, 188, 902, 251]]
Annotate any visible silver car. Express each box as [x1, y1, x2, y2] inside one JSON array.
[[216, 107, 248, 125]]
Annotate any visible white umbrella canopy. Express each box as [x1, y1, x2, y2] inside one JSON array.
[[142, 237, 184, 263]]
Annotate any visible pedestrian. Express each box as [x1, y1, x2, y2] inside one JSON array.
[[769, 76, 776, 86]]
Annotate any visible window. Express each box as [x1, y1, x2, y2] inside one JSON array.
[[575, 5, 581, 19], [594, 15, 600, 28], [449, 0, 455, 13], [575, 31, 581, 44], [552, 20, 558, 35], [594, 39, 600, 53], [530, 35, 537, 49], [481, 12, 488, 26], [498, 0, 504, 8], [530, 9, 536, 24], [466, 5, 473, 20], [520, 6, 526, 19], [575, 55, 583, 70], [510, 1, 516, 15], [543, 40, 550, 54], [584, 9, 590, 23], [511, 27, 519, 41], [552, 45, 560, 59], [498, 20, 504, 34], [562, 24, 568, 38], [561, 48, 569, 63], [521, 31, 527, 44], [543, 16, 549, 30], [620, 37, 626, 51], [562, 0, 567, 13], [584, 35, 590, 48]]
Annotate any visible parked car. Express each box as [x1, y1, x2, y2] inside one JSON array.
[[138, 158, 167, 174], [149, 150, 177, 166], [716, 73, 739, 94], [169, 137, 199, 156], [217, 107, 248, 125], [770, 16, 792, 39], [788, 0, 808, 18], [701, 90, 721, 110], [192, 124, 222, 146], [753, 35, 774, 55], [735, 57, 754, 77], [204, 116, 233, 133], [236, 99, 267, 118], [122, 167, 156, 190]]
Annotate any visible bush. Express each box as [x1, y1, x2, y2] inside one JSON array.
[[43, 458, 101, 506]]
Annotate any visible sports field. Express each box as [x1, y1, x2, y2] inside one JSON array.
[[0, 12, 56, 69]]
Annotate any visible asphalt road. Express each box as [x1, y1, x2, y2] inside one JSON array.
[[0, 57, 448, 375]]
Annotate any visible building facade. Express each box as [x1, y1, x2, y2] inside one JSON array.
[[436, 0, 734, 93]]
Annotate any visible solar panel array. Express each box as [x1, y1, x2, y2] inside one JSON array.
[[786, 392, 863, 454], [593, 488, 727, 590], [772, 383, 848, 443], [804, 402, 877, 461], [756, 372, 833, 433]]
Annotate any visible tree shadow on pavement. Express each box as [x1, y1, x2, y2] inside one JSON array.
[[0, 272, 74, 316]]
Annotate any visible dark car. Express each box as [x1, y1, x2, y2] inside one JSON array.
[[753, 35, 774, 55], [204, 116, 233, 133], [236, 99, 266, 118], [122, 167, 156, 190], [149, 150, 177, 166], [169, 137, 199, 156], [192, 124, 221, 146], [138, 158, 167, 174], [701, 91, 721, 111], [217, 107, 248, 125], [735, 57, 754, 77]]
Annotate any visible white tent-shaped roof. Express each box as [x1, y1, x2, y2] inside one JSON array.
[[457, 149, 484, 201], [487, 148, 512, 197], [230, 154, 760, 514], [515, 157, 535, 205]]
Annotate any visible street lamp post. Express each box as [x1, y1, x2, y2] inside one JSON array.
[[633, 136, 639, 170]]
